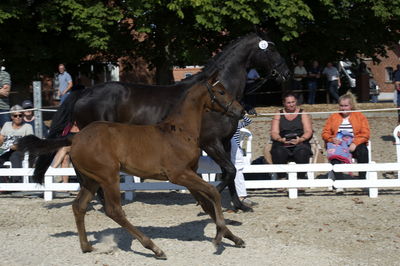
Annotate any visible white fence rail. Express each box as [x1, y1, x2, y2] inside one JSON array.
[[1, 161, 400, 200]]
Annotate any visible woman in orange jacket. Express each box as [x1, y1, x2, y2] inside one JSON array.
[[322, 92, 370, 179]]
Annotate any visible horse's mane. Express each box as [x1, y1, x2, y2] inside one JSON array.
[[176, 33, 258, 85]]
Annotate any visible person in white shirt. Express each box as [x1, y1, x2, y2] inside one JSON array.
[[0, 105, 33, 182], [293, 60, 307, 90], [322, 62, 341, 102]]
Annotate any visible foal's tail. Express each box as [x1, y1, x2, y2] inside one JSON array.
[[17, 135, 73, 184], [27, 90, 84, 185]]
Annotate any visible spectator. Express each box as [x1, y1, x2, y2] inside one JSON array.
[[22, 100, 49, 138], [267, 92, 313, 179], [0, 66, 11, 127], [57, 63, 73, 104], [230, 115, 257, 209], [51, 121, 79, 183], [322, 92, 370, 179], [393, 64, 400, 122], [293, 59, 307, 90], [322, 62, 341, 102], [0, 105, 33, 182], [307, 60, 321, 104], [369, 76, 379, 103]]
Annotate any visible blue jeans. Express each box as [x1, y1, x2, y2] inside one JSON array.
[[327, 80, 339, 102], [0, 109, 10, 128], [307, 80, 317, 104], [60, 91, 70, 104]]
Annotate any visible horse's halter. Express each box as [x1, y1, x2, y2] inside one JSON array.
[[206, 80, 234, 113], [258, 39, 287, 80]]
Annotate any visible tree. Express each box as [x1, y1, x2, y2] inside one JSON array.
[[1, 0, 400, 86]]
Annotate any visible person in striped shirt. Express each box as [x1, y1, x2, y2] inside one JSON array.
[[322, 92, 370, 179], [0, 67, 11, 128], [230, 115, 257, 209]]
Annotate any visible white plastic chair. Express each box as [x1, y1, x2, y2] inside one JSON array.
[[239, 128, 253, 165], [200, 128, 253, 181]]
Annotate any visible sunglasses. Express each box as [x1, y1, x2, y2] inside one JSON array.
[[12, 114, 23, 118]]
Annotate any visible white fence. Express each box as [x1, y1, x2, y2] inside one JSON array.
[[1, 161, 400, 200], [1, 126, 400, 201]]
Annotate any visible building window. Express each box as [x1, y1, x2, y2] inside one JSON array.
[[385, 67, 394, 82]]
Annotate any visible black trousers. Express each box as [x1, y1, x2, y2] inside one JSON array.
[[271, 142, 312, 179], [0, 150, 24, 182], [330, 143, 369, 179]]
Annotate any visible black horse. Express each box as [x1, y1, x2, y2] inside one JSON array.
[[35, 32, 290, 211]]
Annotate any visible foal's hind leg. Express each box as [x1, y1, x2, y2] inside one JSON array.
[[72, 180, 99, 253], [171, 170, 244, 248], [101, 181, 166, 259]]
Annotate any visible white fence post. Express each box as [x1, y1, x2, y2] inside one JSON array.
[[22, 152, 29, 183], [288, 162, 298, 199], [368, 162, 378, 198], [393, 125, 400, 178], [44, 175, 53, 201], [124, 175, 135, 201]]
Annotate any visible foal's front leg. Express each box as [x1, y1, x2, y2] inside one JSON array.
[[101, 181, 166, 259]]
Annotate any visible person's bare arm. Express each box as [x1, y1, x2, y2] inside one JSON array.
[[271, 114, 284, 142], [0, 84, 10, 97]]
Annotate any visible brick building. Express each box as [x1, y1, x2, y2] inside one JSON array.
[[172, 66, 203, 81], [364, 44, 400, 101]]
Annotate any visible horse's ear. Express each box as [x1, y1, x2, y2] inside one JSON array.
[[254, 25, 261, 37], [254, 25, 268, 38]]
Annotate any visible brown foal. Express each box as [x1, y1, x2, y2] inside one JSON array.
[[66, 75, 245, 258]]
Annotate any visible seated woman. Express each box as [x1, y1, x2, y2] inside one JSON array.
[[0, 105, 34, 182], [51, 121, 79, 183], [266, 92, 313, 179], [322, 92, 370, 179]]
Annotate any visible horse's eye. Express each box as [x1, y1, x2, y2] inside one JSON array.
[[218, 90, 225, 95]]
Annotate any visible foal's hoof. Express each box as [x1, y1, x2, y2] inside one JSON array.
[[155, 250, 167, 260], [234, 238, 246, 248], [81, 245, 95, 253]]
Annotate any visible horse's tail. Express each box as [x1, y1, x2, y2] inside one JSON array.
[[28, 90, 84, 184], [48, 90, 84, 138], [17, 135, 73, 184]]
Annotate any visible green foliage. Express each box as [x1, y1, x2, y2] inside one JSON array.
[[0, 0, 399, 85]]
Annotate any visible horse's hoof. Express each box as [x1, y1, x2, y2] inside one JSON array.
[[81, 245, 95, 253], [235, 238, 246, 248], [155, 251, 167, 260], [238, 204, 253, 213], [212, 239, 222, 249]]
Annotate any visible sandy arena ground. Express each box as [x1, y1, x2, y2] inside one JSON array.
[[1, 104, 400, 265]]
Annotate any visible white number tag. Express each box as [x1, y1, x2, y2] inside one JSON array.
[[258, 40, 269, 50]]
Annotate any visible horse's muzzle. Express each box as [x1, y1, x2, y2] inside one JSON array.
[[227, 101, 245, 119]]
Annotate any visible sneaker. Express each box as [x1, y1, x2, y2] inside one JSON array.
[[335, 188, 344, 193], [241, 198, 258, 207]]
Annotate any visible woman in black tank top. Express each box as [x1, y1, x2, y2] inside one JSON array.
[[268, 92, 313, 179]]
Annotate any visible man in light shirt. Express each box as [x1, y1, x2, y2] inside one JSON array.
[[323, 62, 341, 102], [57, 64, 73, 104], [293, 59, 307, 91]]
